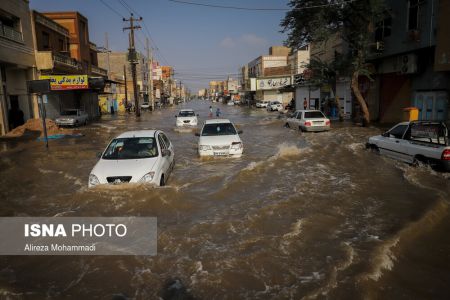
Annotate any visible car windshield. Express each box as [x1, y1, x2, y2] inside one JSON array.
[[179, 111, 195, 117], [61, 110, 77, 116], [304, 111, 325, 118], [201, 123, 237, 136], [102, 137, 158, 159]]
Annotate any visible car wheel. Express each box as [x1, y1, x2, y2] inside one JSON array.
[[299, 126, 305, 132], [160, 174, 165, 186], [285, 123, 290, 128], [84, 119, 88, 126]]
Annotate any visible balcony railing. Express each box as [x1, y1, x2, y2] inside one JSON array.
[[35, 13, 70, 37], [0, 24, 23, 43], [91, 65, 108, 76], [53, 52, 82, 69]]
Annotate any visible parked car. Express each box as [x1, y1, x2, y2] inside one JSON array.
[[141, 102, 150, 110], [196, 119, 243, 157], [366, 121, 450, 171], [55, 109, 88, 127], [227, 101, 234, 106], [267, 101, 284, 111], [175, 109, 198, 127], [255, 101, 269, 108], [285, 110, 331, 132], [88, 130, 175, 187]]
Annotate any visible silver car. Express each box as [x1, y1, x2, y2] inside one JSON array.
[[55, 109, 88, 127]]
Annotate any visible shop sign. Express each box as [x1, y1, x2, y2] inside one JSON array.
[[257, 77, 291, 90], [40, 75, 88, 90]]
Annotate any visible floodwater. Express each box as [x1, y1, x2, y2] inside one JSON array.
[[0, 100, 449, 299]]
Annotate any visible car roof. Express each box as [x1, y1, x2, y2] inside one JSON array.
[[204, 118, 231, 124], [179, 109, 194, 112], [115, 130, 159, 138]]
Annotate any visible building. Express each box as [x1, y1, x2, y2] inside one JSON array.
[[209, 80, 225, 99], [246, 46, 294, 104], [32, 11, 107, 120], [295, 34, 352, 118], [0, 0, 36, 135], [98, 51, 148, 113], [367, 0, 450, 123]]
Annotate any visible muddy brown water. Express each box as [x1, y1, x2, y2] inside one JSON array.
[[0, 101, 449, 299]]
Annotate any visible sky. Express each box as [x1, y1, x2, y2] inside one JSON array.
[[30, 0, 290, 92]]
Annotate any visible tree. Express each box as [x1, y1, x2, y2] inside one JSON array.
[[281, 0, 386, 126]]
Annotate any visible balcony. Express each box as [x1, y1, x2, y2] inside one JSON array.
[[35, 12, 70, 37], [0, 24, 23, 43], [35, 51, 82, 71], [91, 65, 108, 76]]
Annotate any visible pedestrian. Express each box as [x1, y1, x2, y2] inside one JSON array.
[[303, 98, 307, 110], [216, 107, 221, 118], [209, 106, 213, 118]]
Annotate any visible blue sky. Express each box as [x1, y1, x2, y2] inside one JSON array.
[[30, 0, 289, 92]]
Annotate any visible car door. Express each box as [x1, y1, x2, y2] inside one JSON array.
[[378, 124, 411, 162], [157, 133, 171, 179], [160, 132, 174, 171]]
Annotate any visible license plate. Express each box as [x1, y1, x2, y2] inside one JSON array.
[[214, 152, 227, 156]]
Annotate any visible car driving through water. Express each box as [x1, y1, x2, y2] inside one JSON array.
[[366, 121, 450, 171], [285, 110, 331, 132], [196, 119, 243, 157], [89, 130, 175, 187], [175, 109, 198, 127]]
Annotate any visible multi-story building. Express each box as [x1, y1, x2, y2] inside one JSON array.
[[295, 34, 352, 118], [0, 0, 36, 135], [32, 10, 107, 119], [246, 46, 294, 104], [209, 80, 225, 99], [98, 51, 148, 112], [367, 0, 450, 123]]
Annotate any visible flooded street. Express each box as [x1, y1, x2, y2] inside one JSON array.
[[1, 101, 449, 299]]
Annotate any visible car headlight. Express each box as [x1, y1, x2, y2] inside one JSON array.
[[89, 174, 100, 187], [139, 171, 155, 182], [199, 145, 211, 151], [231, 142, 243, 150]]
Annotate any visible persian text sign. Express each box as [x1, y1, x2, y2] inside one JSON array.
[[40, 75, 88, 90], [0, 217, 157, 255], [257, 77, 291, 90]]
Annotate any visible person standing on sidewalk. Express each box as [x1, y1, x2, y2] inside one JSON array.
[[303, 98, 308, 110]]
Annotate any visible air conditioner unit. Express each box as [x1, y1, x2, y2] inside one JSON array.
[[398, 54, 418, 74]]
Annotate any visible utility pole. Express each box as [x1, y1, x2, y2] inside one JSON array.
[[124, 65, 128, 105], [146, 38, 154, 111], [123, 13, 142, 117]]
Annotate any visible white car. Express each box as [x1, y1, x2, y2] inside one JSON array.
[[255, 101, 269, 108], [366, 121, 450, 171], [88, 130, 175, 187], [285, 110, 330, 132], [227, 101, 234, 106], [267, 101, 283, 111], [196, 119, 243, 157], [55, 109, 88, 126], [175, 109, 198, 127]]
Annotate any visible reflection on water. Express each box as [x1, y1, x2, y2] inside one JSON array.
[[0, 101, 449, 299]]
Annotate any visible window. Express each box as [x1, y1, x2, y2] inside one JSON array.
[[296, 112, 302, 119], [408, 0, 424, 30], [58, 39, 64, 51], [102, 137, 158, 159], [388, 125, 408, 139], [375, 17, 392, 41], [304, 111, 326, 119], [158, 134, 167, 150], [42, 31, 50, 49], [201, 123, 237, 136], [161, 133, 171, 148]]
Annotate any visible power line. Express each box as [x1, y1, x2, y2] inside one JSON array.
[[99, 0, 125, 17], [166, 0, 355, 11]]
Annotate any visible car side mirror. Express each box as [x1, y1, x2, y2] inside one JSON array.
[[238, 130, 243, 134], [162, 149, 171, 157], [96, 152, 102, 158], [195, 132, 200, 137], [382, 132, 389, 137]]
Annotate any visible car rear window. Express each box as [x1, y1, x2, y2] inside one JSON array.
[[408, 123, 448, 145], [179, 111, 195, 117], [201, 123, 237, 136], [102, 137, 158, 159], [304, 111, 325, 118]]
